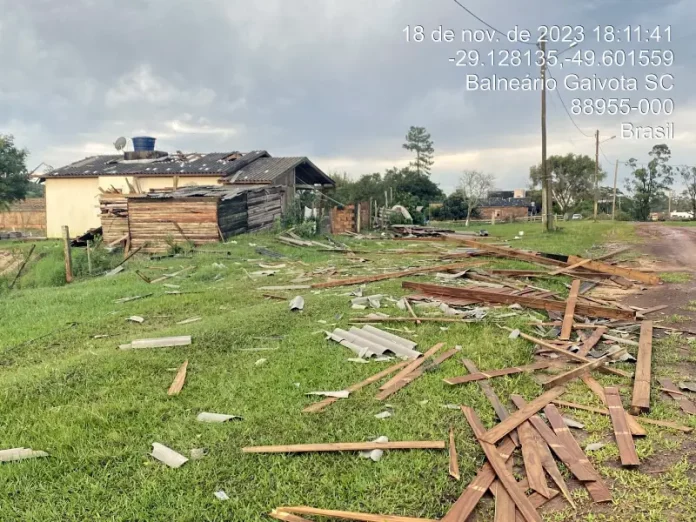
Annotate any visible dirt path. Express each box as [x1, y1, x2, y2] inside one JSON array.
[[638, 224, 696, 272]]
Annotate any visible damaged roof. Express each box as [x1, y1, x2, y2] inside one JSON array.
[[131, 184, 273, 201]]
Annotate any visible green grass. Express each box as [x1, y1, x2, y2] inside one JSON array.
[[661, 272, 692, 284], [1, 222, 695, 521]]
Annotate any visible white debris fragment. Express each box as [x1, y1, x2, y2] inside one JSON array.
[[190, 448, 207, 460], [128, 316, 145, 323], [585, 443, 605, 452], [347, 358, 371, 364], [289, 296, 305, 311], [439, 303, 458, 316], [352, 304, 367, 310], [255, 358, 267, 366], [418, 400, 429, 406], [440, 327, 449, 332], [163, 283, 181, 289], [351, 286, 365, 298], [212, 263, 227, 269], [250, 270, 276, 277], [441, 404, 461, 410], [176, 317, 202, 325], [196, 412, 243, 423], [306, 391, 350, 399], [374, 411, 392, 419], [508, 329, 521, 340], [359, 436, 388, 462], [396, 298, 407, 311], [259, 263, 286, 269], [509, 303, 523, 310], [0, 447, 49, 463], [562, 417, 585, 429], [374, 356, 394, 362], [367, 296, 382, 309], [214, 490, 229, 501], [150, 443, 188, 468]]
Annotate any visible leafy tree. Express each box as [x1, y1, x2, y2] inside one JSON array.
[[626, 144, 674, 221], [383, 167, 443, 207], [529, 153, 602, 215], [680, 166, 696, 220], [402, 126, 434, 176], [457, 170, 495, 226], [0, 134, 30, 209]]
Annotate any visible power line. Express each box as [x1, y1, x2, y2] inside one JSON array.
[[546, 69, 594, 138], [450, 1, 535, 45]]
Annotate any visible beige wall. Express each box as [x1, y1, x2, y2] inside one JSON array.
[[45, 178, 101, 238], [46, 175, 221, 238]]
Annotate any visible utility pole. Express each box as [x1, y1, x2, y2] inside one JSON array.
[[594, 130, 600, 221], [611, 159, 619, 220], [540, 40, 552, 231]]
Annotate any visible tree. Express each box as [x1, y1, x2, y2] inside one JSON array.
[[383, 167, 443, 207], [402, 126, 434, 176], [529, 154, 601, 216], [626, 144, 674, 221], [0, 134, 30, 209], [457, 170, 495, 226], [680, 166, 696, 220]]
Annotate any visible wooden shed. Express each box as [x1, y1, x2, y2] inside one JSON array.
[[125, 185, 284, 252]]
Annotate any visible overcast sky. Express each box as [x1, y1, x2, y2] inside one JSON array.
[[1, 0, 694, 193]]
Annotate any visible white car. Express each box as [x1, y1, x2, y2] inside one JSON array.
[[571, 214, 583, 220]]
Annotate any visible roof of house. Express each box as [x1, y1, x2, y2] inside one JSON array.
[[41, 150, 335, 186], [129, 184, 277, 201], [480, 198, 532, 208]]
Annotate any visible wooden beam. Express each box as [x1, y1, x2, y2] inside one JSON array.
[[379, 343, 444, 390], [577, 327, 607, 357], [560, 280, 581, 340], [445, 361, 551, 385], [517, 419, 553, 499], [167, 360, 188, 396], [402, 282, 635, 321], [605, 387, 640, 467], [269, 510, 313, 522], [376, 347, 458, 401], [462, 359, 520, 446], [511, 330, 632, 378], [277, 507, 436, 522], [303, 360, 408, 413], [543, 404, 612, 503], [548, 258, 592, 276], [462, 406, 543, 522], [658, 378, 696, 415], [8, 244, 35, 289], [542, 348, 626, 389], [404, 298, 421, 325], [441, 437, 517, 522], [630, 321, 653, 415], [479, 387, 566, 444], [449, 427, 460, 480], [61, 225, 73, 283], [566, 255, 660, 285], [444, 236, 567, 267], [241, 440, 446, 454], [580, 376, 647, 436]]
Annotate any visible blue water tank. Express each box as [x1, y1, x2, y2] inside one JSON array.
[[132, 136, 156, 152]]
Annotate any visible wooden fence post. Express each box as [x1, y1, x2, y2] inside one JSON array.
[[86, 240, 93, 275], [62, 225, 73, 283]]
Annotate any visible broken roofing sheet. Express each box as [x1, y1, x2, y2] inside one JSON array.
[[325, 325, 420, 359]]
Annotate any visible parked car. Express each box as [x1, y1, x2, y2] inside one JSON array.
[[571, 214, 583, 220]]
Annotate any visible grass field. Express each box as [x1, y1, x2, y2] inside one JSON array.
[[1, 221, 694, 521]]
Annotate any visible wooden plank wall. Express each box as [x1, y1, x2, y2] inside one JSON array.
[[218, 194, 248, 239], [99, 195, 129, 244], [0, 198, 46, 230], [246, 187, 284, 233], [128, 198, 220, 252]]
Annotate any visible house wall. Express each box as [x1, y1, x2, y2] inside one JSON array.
[[478, 206, 529, 220], [0, 198, 46, 231], [45, 178, 101, 238], [97, 175, 218, 193]]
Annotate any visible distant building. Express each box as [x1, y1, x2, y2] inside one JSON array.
[[478, 198, 532, 220]]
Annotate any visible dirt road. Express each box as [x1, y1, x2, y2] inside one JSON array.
[[638, 224, 696, 272]]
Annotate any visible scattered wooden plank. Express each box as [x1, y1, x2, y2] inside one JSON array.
[[658, 378, 696, 415], [462, 359, 520, 446], [303, 361, 409, 413], [277, 507, 436, 522], [479, 387, 566, 444], [510, 396, 596, 483], [449, 427, 460, 480], [593, 246, 632, 261], [445, 361, 551, 386], [444, 236, 567, 267], [167, 360, 188, 396], [630, 321, 653, 415], [269, 511, 313, 522], [462, 406, 543, 522], [566, 255, 660, 285], [120, 336, 192, 350], [604, 387, 640, 467], [602, 334, 639, 347], [111, 246, 143, 271], [560, 280, 581, 340], [493, 479, 516, 522], [579, 375, 647, 437], [150, 266, 195, 284], [402, 282, 635, 321], [241, 440, 446, 454], [376, 347, 458, 400], [379, 343, 444, 390], [542, 347, 626, 389], [311, 262, 480, 289], [531, 427, 575, 509], [548, 258, 592, 276], [543, 404, 612, 503], [403, 297, 421, 325], [8, 244, 35, 289], [351, 317, 480, 324], [577, 327, 607, 357], [517, 419, 553, 499], [441, 437, 517, 522], [511, 329, 631, 378]]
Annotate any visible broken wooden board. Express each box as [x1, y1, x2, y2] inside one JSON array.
[[449, 427, 460, 480], [276, 507, 436, 522], [479, 387, 566, 444], [445, 361, 551, 386], [303, 361, 409, 413], [560, 280, 581, 340], [269, 510, 313, 522], [658, 378, 696, 415], [580, 375, 647, 437], [402, 282, 635, 321], [604, 387, 640, 467], [566, 255, 660, 285], [462, 359, 520, 447], [241, 440, 446, 453], [548, 258, 592, 276], [311, 262, 482, 289], [167, 360, 188, 396], [577, 327, 608, 357], [630, 320, 653, 415], [120, 336, 192, 350], [444, 236, 567, 267], [380, 343, 444, 390], [517, 418, 553, 499], [542, 347, 626, 389], [0, 447, 49, 463], [376, 347, 458, 401], [462, 406, 543, 522]]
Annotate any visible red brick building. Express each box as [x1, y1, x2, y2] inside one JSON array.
[[478, 198, 531, 220]]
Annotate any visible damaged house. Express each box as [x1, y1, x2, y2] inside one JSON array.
[[38, 137, 335, 247]]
